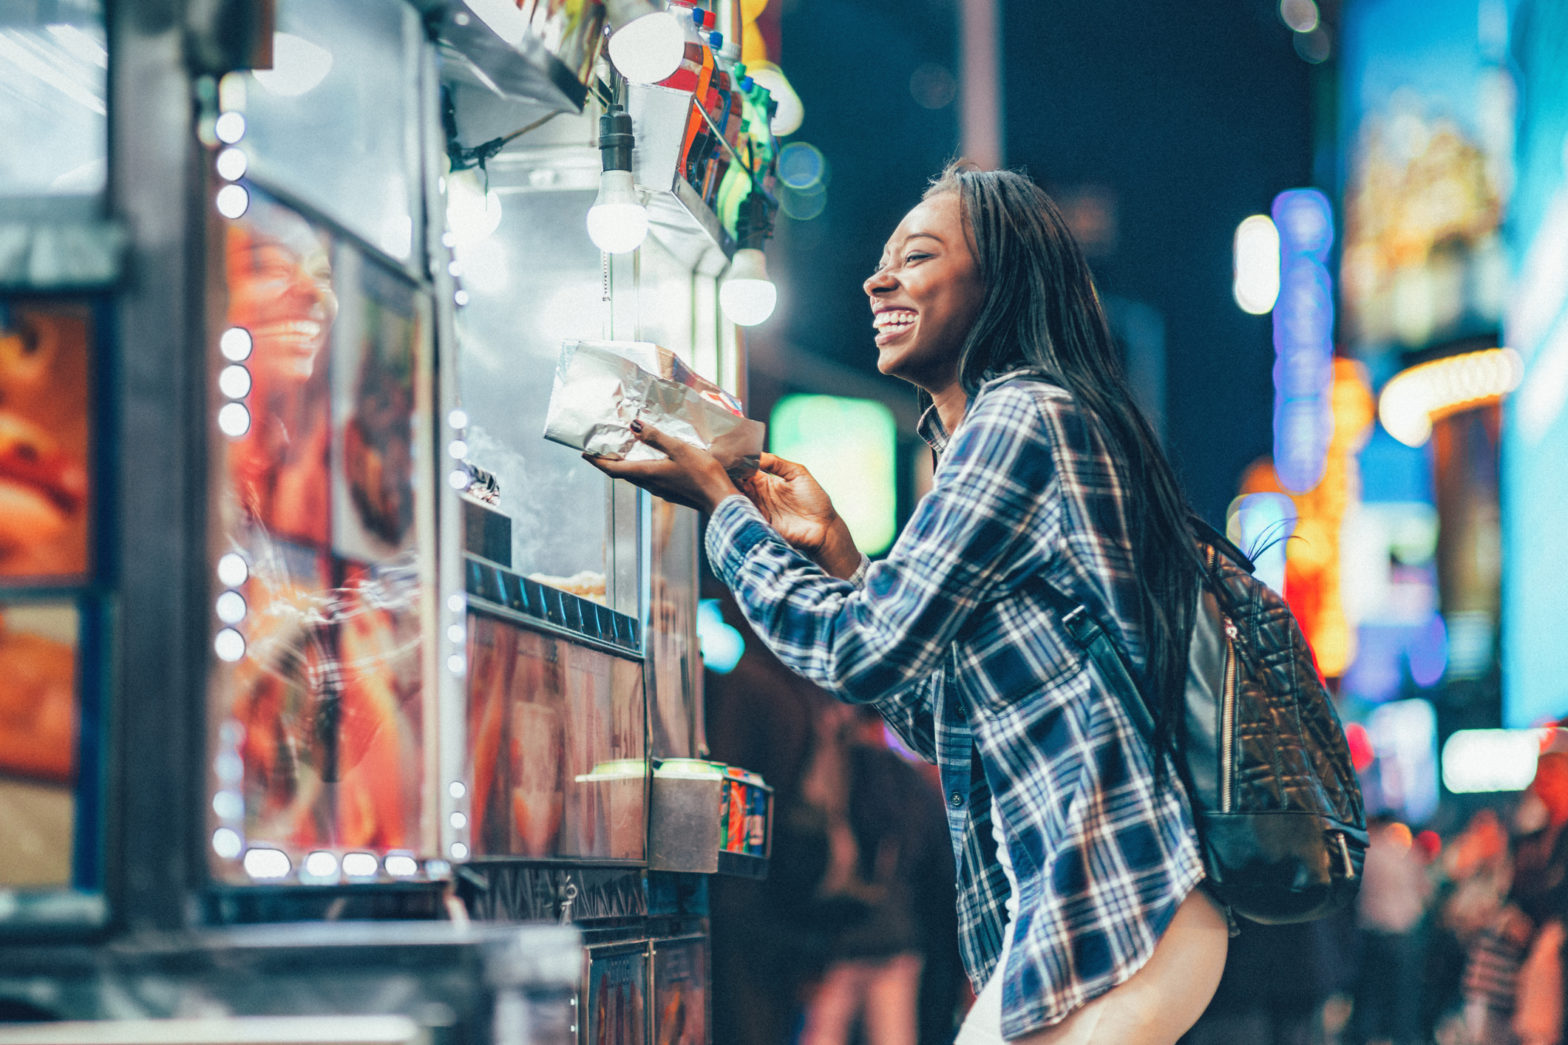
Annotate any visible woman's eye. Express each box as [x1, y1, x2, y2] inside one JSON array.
[[905, 252, 931, 264]]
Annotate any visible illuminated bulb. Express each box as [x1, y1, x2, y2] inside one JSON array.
[[450, 842, 469, 860], [586, 170, 649, 254], [303, 850, 339, 878], [384, 854, 418, 877], [214, 111, 246, 144], [215, 183, 250, 219], [212, 828, 243, 860], [604, 0, 687, 84], [215, 146, 248, 182], [214, 628, 246, 662], [1233, 214, 1281, 314], [242, 847, 291, 879], [720, 247, 777, 326], [218, 364, 252, 399], [449, 781, 467, 799], [217, 402, 251, 438], [342, 852, 379, 877], [220, 327, 253, 362], [252, 32, 334, 97], [217, 552, 249, 588], [215, 590, 247, 624]]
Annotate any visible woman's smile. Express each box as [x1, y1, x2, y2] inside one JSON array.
[[872, 307, 917, 346]]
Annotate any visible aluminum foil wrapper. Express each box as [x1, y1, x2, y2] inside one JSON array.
[[543, 340, 764, 479]]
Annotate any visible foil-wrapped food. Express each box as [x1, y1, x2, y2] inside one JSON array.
[[543, 340, 764, 479]]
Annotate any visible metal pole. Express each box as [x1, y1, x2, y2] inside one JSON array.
[[959, 0, 1004, 170]]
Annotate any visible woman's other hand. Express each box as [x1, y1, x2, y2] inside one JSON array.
[[742, 453, 861, 580], [584, 420, 740, 514]]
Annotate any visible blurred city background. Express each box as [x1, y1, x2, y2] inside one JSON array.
[[702, 1, 1568, 1043]]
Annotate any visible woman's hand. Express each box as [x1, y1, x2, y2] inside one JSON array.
[[583, 420, 740, 513], [741, 453, 861, 580]]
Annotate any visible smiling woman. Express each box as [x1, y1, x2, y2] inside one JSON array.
[[864, 191, 985, 424], [588, 162, 1228, 1044]]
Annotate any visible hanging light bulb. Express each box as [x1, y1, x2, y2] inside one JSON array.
[[585, 105, 649, 254], [604, 0, 687, 85], [720, 190, 778, 326]]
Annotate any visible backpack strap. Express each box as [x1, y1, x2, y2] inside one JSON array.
[[1057, 603, 1158, 745], [1029, 572, 1158, 746]]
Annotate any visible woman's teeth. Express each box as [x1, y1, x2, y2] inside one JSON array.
[[873, 311, 915, 332]]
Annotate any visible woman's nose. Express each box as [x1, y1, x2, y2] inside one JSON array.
[[863, 266, 895, 296]]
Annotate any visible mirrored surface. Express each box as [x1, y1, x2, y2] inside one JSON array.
[[209, 191, 435, 881], [466, 615, 645, 861], [228, 0, 423, 263]]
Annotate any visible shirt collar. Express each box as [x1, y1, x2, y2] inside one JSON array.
[[916, 368, 1044, 455], [916, 401, 951, 454]]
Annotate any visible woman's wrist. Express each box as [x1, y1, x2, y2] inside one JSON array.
[[702, 477, 743, 514], [812, 516, 861, 580]]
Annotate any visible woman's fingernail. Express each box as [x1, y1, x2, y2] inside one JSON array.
[[630, 419, 644, 433]]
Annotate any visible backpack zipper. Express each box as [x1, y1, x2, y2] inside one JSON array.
[[1335, 831, 1356, 879], [1220, 618, 1238, 813]]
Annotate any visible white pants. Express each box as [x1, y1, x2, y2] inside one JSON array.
[[954, 889, 1229, 1045]]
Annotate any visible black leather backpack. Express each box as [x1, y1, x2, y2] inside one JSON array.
[[1056, 520, 1369, 926]]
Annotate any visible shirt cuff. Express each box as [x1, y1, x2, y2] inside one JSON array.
[[704, 494, 772, 589], [847, 554, 871, 588]]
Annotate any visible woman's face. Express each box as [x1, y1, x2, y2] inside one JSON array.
[[863, 191, 985, 394], [225, 219, 337, 384]]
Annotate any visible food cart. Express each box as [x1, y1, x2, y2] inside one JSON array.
[[0, 2, 777, 1041]]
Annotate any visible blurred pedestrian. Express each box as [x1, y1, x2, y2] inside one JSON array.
[[1348, 816, 1433, 1045], [1460, 741, 1568, 1045], [1422, 809, 1510, 1040], [795, 705, 949, 1045]]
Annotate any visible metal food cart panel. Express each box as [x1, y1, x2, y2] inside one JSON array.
[[580, 940, 650, 1045], [650, 934, 708, 1045], [465, 615, 646, 862]]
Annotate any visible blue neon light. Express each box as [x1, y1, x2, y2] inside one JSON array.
[[1271, 188, 1336, 493]]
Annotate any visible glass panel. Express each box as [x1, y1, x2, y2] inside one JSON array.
[[647, 500, 698, 759], [231, 0, 422, 262], [465, 615, 646, 861], [455, 186, 631, 611], [0, 0, 107, 215], [209, 190, 434, 881]]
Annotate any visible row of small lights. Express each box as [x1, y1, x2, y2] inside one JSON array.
[[1378, 347, 1524, 447]]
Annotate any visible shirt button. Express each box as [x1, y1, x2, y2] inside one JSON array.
[[950, 791, 964, 809]]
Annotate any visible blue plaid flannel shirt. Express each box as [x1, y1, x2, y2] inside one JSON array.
[[705, 372, 1205, 1037]]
